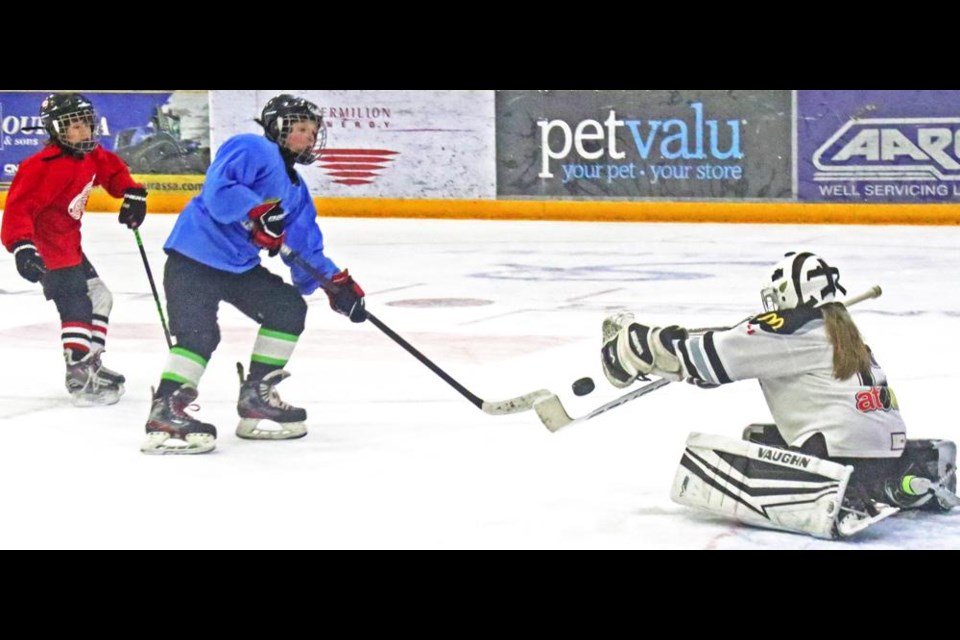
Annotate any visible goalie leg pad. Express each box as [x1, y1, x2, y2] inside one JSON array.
[[672, 432, 877, 539]]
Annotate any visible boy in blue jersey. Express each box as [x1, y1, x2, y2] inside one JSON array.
[[141, 94, 366, 455]]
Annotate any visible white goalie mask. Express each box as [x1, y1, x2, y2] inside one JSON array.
[[761, 252, 847, 312]]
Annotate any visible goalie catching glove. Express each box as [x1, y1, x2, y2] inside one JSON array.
[[600, 312, 687, 388]]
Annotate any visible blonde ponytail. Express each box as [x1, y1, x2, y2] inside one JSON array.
[[821, 302, 871, 380]]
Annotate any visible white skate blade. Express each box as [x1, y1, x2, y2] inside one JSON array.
[[140, 432, 216, 455], [70, 386, 124, 407], [236, 418, 307, 440], [834, 503, 899, 538]]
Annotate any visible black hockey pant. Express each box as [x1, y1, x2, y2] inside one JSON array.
[[163, 250, 307, 361]]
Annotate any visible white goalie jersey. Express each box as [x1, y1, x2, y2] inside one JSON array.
[[675, 306, 906, 459]]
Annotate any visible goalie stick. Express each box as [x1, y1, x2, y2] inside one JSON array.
[[686, 285, 883, 334], [535, 285, 883, 432], [271, 239, 550, 415]]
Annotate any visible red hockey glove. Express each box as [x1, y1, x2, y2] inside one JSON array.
[[327, 270, 366, 323], [248, 201, 286, 256]]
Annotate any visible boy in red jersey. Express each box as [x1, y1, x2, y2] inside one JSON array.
[[1, 93, 148, 405]]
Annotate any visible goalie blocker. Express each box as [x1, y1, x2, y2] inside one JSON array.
[[671, 432, 957, 540]]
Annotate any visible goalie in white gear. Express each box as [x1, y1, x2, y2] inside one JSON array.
[[601, 252, 957, 539]]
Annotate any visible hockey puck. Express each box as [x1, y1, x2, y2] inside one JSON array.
[[572, 377, 595, 396]]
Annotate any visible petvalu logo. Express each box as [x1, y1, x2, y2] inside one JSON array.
[[538, 102, 743, 185], [813, 118, 960, 184]]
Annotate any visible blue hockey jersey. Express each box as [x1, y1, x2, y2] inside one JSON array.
[[164, 133, 339, 295]]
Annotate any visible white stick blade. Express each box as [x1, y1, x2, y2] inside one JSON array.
[[533, 395, 573, 432], [481, 389, 552, 415]]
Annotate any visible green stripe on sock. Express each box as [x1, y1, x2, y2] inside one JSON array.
[[162, 348, 208, 387], [251, 328, 298, 368], [258, 328, 299, 342], [161, 372, 193, 385], [171, 346, 208, 366]]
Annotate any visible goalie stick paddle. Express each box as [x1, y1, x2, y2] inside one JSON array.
[[535, 285, 884, 432], [535, 378, 671, 432], [274, 242, 550, 415]]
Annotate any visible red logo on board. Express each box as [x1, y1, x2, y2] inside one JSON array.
[[316, 148, 399, 186]]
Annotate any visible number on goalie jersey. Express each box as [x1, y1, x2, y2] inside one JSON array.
[[602, 251, 957, 523]]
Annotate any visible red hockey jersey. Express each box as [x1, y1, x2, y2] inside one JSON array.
[[1, 144, 142, 269]]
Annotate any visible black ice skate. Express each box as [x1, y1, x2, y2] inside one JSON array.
[[236, 364, 307, 440], [91, 351, 126, 385], [884, 440, 959, 511], [141, 385, 218, 455], [65, 351, 124, 407]]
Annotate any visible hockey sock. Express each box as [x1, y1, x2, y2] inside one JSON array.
[[53, 288, 94, 361], [248, 327, 299, 380], [62, 321, 92, 359], [87, 277, 113, 351], [91, 314, 108, 351], [158, 346, 208, 396]]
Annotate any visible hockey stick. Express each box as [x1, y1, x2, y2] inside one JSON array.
[[535, 378, 672, 432], [687, 285, 883, 334], [274, 242, 550, 415], [535, 285, 884, 432], [133, 229, 172, 349]]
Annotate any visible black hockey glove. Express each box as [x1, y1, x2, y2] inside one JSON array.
[[118, 187, 147, 229], [248, 201, 286, 256], [327, 270, 367, 323], [12, 241, 47, 283]]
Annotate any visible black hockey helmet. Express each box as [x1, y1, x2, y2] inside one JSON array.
[[39, 93, 99, 155], [259, 94, 326, 164]]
